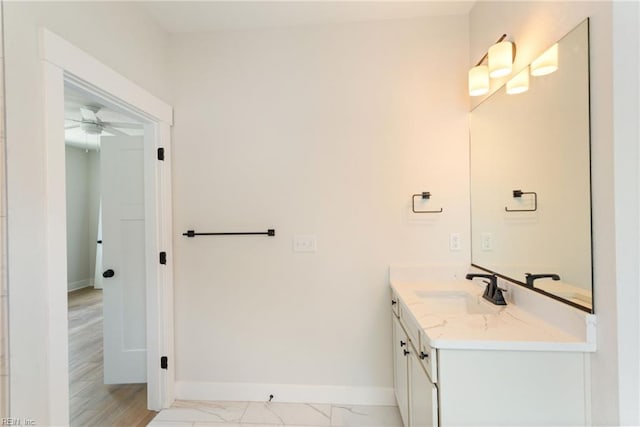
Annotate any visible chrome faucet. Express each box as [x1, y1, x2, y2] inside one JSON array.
[[465, 273, 507, 306], [525, 273, 560, 288]]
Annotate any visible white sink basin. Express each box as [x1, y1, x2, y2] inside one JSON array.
[[413, 290, 499, 315]]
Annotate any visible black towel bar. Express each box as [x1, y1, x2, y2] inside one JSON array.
[[183, 229, 275, 237]]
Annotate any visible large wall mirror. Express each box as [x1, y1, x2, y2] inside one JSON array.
[[469, 19, 592, 312]]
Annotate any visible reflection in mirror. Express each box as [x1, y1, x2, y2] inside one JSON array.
[[469, 19, 592, 312]]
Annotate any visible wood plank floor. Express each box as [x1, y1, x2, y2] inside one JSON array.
[[68, 287, 157, 426]]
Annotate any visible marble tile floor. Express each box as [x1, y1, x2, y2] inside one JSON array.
[[148, 400, 402, 427]]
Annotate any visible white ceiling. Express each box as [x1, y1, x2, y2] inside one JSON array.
[[142, 1, 475, 33], [67, 1, 475, 149]]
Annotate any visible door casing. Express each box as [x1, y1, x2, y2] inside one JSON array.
[[41, 28, 174, 425]]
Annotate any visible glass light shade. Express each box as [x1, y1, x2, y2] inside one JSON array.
[[531, 43, 558, 76], [468, 65, 490, 96], [506, 67, 530, 95], [488, 41, 513, 78]]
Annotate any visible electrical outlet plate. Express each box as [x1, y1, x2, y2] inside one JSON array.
[[481, 233, 493, 251], [449, 233, 461, 251], [293, 235, 317, 252]]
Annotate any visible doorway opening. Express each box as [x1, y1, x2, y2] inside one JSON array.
[[64, 85, 157, 425]]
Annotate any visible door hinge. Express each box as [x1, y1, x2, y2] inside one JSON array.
[[159, 251, 167, 265], [157, 147, 165, 161], [161, 356, 168, 370]]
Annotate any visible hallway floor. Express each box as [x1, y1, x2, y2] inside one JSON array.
[[149, 400, 402, 426], [68, 287, 157, 426]]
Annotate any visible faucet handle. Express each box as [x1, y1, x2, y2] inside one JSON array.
[[493, 287, 508, 305], [481, 279, 496, 289]]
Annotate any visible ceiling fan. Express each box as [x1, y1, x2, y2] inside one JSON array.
[[65, 105, 141, 136]]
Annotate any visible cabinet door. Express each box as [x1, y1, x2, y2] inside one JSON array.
[[409, 349, 438, 427], [392, 316, 409, 426]]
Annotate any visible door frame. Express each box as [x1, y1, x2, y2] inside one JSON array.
[[41, 28, 174, 424]]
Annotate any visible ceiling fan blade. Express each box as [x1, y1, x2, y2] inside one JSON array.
[[80, 107, 98, 122], [65, 124, 80, 129], [103, 125, 129, 137], [103, 122, 142, 129]]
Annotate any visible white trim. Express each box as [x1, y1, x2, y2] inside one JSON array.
[[174, 381, 395, 406], [43, 61, 70, 424], [67, 279, 93, 293], [583, 353, 592, 426], [637, 3, 640, 421], [157, 122, 175, 407], [41, 28, 174, 424], [41, 28, 173, 125], [143, 123, 161, 406]]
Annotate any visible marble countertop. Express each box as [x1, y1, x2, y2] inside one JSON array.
[[391, 279, 596, 352]]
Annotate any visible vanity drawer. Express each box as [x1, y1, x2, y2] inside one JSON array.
[[391, 289, 400, 318], [418, 331, 438, 383], [400, 302, 421, 351]]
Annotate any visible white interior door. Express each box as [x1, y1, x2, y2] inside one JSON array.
[[100, 135, 147, 384]]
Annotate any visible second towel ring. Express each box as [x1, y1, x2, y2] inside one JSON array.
[[412, 192, 443, 214], [505, 189, 537, 212]]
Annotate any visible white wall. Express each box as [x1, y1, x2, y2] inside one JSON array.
[[470, 2, 639, 425], [65, 146, 100, 291], [612, 1, 640, 423], [88, 150, 101, 288], [0, 2, 8, 419], [65, 146, 91, 290], [3, 2, 170, 422], [170, 15, 469, 402]]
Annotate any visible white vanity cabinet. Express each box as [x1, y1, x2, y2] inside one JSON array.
[[391, 294, 437, 427], [391, 286, 591, 427], [407, 348, 437, 427], [392, 314, 410, 426], [436, 349, 588, 426]]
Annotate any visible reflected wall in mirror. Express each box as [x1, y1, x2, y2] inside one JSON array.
[[469, 19, 592, 312]]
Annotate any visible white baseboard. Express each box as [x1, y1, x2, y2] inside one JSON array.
[[174, 381, 395, 406], [67, 279, 93, 292]]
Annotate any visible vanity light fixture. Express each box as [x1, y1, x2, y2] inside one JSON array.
[[506, 67, 530, 95], [468, 34, 517, 97], [531, 43, 559, 76], [468, 65, 490, 96], [488, 40, 515, 78]]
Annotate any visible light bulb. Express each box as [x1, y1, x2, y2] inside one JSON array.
[[531, 43, 558, 76], [468, 65, 490, 96], [488, 41, 513, 78], [506, 67, 530, 95]]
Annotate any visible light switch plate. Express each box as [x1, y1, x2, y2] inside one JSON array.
[[293, 235, 317, 252]]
